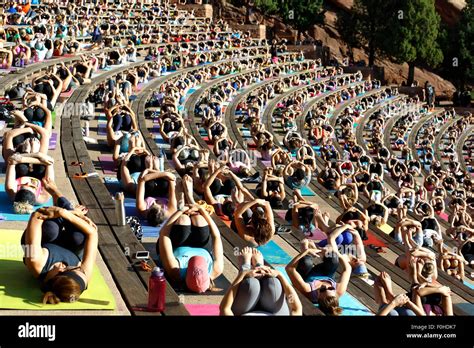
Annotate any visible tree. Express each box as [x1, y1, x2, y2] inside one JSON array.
[[254, 0, 279, 16], [280, 0, 324, 42], [336, 0, 397, 67], [387, 0, 443, 86], [455, 0, 474, 89]]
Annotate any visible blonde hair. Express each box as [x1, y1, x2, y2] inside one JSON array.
[[13, 201, 34, 215]]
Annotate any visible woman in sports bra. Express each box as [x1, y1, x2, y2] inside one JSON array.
[[136, 169, 177, 227], [286, 239, 352, 315], [22, 204, 98, 305], [257, 167, 285, 209], [6, 152, 54, 214]]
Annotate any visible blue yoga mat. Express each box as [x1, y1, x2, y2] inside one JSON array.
[[123, 198, 160, 238], [300, 186, 316, 196], [0, 184, 53, 221], [257, 240, 292, 265], [463, 280, 474, 290]]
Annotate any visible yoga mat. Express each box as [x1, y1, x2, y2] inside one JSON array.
[[241, 130, 251, 138], [0, 184, 53, 222], [0, 230, 116, 310], [275, 210, 288, 222], [364, 231, 387, 248], [378, 224, 394, 235], [184, 304, 220, 316], [48, 132, 58, 150], [438, 212, 449, 221], [300, 186, 316, 196], [463, 280, 474, 290], [51, 111, 57, 128], [60, 89, 74, 99], [338, 294, 373, 316], [257, 241, 292, 265], [103, 177, 121, 194], [99, 155, 117, 175], [123, 198, 160, 238], [97, 123, 107, 136], [306, 228, 327, 241]]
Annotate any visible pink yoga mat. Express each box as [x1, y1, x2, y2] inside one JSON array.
[[438, 212, 449, 221], [99, 155, 116, 175], [184, 304, 220, 316], [306, 229, 327, 241]]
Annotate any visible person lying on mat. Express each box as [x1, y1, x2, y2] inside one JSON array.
[[374, 272, 425, 316], [365, 200, 389, 228], [220, 247, 302, 316], [285, 188, 329, 237], [136, 169, 177, 227], [203, 164, 244, 218], [286, 239, 352, 316], [317, 224, 368, 277], [2, 121, 50, 161], [106, 104, 138, 148], [233, 198, 275, 246], [22, 204, 97, 304], [118, 146, 152, 194], [5, 152, 54, 214], [256, 167, 285, 209], [336, 183, 358, 210], [156, 204, 224, 293]]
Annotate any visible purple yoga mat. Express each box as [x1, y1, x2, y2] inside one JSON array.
[[98, 155, 117, 175], [48, 133, 58, 150], [98, 123, 107, 136]]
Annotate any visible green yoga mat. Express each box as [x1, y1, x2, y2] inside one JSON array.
[[0, 230, 116, 310]]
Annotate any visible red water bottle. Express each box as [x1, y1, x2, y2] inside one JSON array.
[[147, 267, 166, 312]]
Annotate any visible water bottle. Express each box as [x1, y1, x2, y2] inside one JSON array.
[[158, 148, 165, 172], [84, 121, 90, 137], [115, 192, 126, 226], [147, 267, 166, 312]]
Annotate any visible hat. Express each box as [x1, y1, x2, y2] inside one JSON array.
[[186, 256, 210, 293]]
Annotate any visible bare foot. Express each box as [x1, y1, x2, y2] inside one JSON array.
[[252, 248, 264, 267], [240, 246, 252, 267]]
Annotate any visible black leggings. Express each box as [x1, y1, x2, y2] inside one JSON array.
[[21, 197, 85, 255], [126, 154, 147, 174], [145, 178, 169, 198], [296, 254, 339, 280], [169, 224, 212, 254], [16, 164, 46, 179]]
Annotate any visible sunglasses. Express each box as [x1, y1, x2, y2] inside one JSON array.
[[319, 286, 336, 293]]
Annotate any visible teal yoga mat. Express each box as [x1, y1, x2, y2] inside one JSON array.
[[0, 184, 53, 221]]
